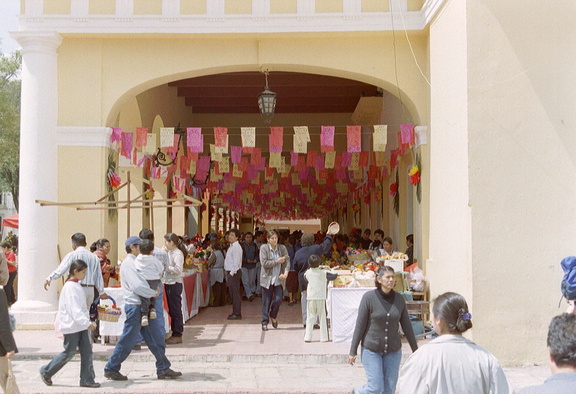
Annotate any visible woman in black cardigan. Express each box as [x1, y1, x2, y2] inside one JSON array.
[[349, 266, 418, 394], [0, 288, 18, 392]]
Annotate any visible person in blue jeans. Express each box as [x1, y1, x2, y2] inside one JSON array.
[[40, 259, 100, 388], [104, 237, 181, 381], [348, 266, 418, 394]]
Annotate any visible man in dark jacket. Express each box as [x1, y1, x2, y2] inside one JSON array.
[[293, 231, 334, 327]]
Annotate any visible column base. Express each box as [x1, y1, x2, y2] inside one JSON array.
[[10, 300, 57, 330]]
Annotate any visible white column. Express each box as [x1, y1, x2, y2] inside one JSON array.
[[10, 31, 62, 328]]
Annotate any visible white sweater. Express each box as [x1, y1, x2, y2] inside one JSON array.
[[57, 281, 91, 335], [134, 254, 164, 281]]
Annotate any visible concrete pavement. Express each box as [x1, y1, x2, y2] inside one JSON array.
[[11, 298, 549, 393]]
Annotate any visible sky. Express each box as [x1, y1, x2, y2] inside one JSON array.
[[0, 1, 20, 54]]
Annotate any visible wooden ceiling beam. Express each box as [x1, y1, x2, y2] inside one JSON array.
[[168, 72, 374, 88], [177, 85, 377, 98]]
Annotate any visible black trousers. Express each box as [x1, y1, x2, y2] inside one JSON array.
[[211, 281, 227, 307], [226, 271, 242, 316], [165, 282, 184, 337], [4, 271, 16, 304]]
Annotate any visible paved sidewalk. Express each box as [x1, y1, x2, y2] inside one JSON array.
[[11, 298, 549, 393]]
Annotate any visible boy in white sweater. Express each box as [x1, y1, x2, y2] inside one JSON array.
[[134, 239, 164, 326], [303, 254, 338, 342]]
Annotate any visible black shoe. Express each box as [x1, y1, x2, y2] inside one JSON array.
[[132, 344, 142, 351], [248, 295, 255, 302], [40, 372, 52, 386], [80, 382, 101, 388], [158, 368, 182, 380], [104, 371, 128, 381], [262, 325, 268, 331], [227, 314, 242, 320], [271, 319, 278, 329], [313, 324, 320, 329], [303, 324, 306, 328]]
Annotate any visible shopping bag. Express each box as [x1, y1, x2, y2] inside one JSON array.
[[5, 359, 18, 394]]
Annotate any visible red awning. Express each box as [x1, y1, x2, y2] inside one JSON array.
[[2, 214, 18, 229]]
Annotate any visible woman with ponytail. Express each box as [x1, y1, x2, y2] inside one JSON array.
[[163, 233, 186, 345], [398, 292, 512, 393]]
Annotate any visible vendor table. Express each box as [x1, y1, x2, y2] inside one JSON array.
[[100, 269, 210, 340], [328, 287, 373, 344]]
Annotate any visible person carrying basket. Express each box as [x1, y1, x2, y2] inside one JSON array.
[[40, 259, 100, 388]]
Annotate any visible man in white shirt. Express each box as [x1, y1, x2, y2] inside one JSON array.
[[225, 229, 243, 320], [104, 236, 181, 381], [44, 233, 107, 308]]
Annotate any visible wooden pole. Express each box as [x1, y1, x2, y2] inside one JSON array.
[[127, 171, 131, 238], [150, 197, 155, 234]]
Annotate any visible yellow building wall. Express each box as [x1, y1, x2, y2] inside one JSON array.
[[58, 39, 104, 126], [466, 0, 576, 364], [428, 0, 472, 312], [270, 0, 296, 14], [225, 0, 252, 14], [89, 0, 115, 15], [58, 145, 117, 263], [134, 0, 162, 15], [180, 0, 206, 15], [43, 0, 70, 14], [316, 0, 343, 13], [362, 0, 388, 12]]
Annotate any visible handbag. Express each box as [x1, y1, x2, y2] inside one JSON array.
[[5, 359, 18, 394]]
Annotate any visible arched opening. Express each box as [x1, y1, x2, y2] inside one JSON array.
[[111, 70, 419, 234]]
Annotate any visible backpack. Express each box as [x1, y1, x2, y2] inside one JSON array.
[[560, 256, 576, 302]]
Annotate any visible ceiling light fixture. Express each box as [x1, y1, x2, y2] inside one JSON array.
[[257, 70, 276, 123]]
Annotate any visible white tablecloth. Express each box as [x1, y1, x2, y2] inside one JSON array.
[[100, 269, 201, 337], [328, 287, 374, 344]]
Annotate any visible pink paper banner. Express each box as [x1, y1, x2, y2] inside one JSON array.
[[400, 124, 414, 145], [121, 132, 133, 159], [269, 127, 284, 147], [231, 146, 242, 163], [197, 156, 211, 172], [290, 151, 299, 166], [314, 155, 325, 171], [214, 127, 228, 147], [321, 126, 335, 146], [341, 152, 352, 167], [136, 127, 148, 147], [111, 127, 122, 143], [347, 126, 361, 153], [187, 128, 203, 152], [269, 144, 283, 153]]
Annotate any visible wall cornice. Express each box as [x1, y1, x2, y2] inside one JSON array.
[[14, 0, 446, 35], [57, 127, 111, 148]]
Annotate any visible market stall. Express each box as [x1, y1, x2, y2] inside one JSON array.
[[326, 249, 429, 343]]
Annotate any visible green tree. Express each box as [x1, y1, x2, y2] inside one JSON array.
[[0, 51, 21, 211]]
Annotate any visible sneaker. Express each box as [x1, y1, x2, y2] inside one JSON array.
[[158, 368, 182, 380], [40, 371, 52, 386], [227, 314, 242, 320], [165, 335, 182, 345], [149, 309, 157, 319], [80, 382, 101, 388], [104, 371, 128, 381], [141, 316, 149, 326]]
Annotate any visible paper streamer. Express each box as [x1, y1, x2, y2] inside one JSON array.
[[160, 128, 175, 148]]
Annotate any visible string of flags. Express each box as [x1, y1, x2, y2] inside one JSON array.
[[110, 124, 421, 220]]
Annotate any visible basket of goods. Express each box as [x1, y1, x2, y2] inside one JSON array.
[[345, 248, 371, 262], [333, 275, 353, 288], [94, 296, 121, 322], [352, 270, 376, 287]]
